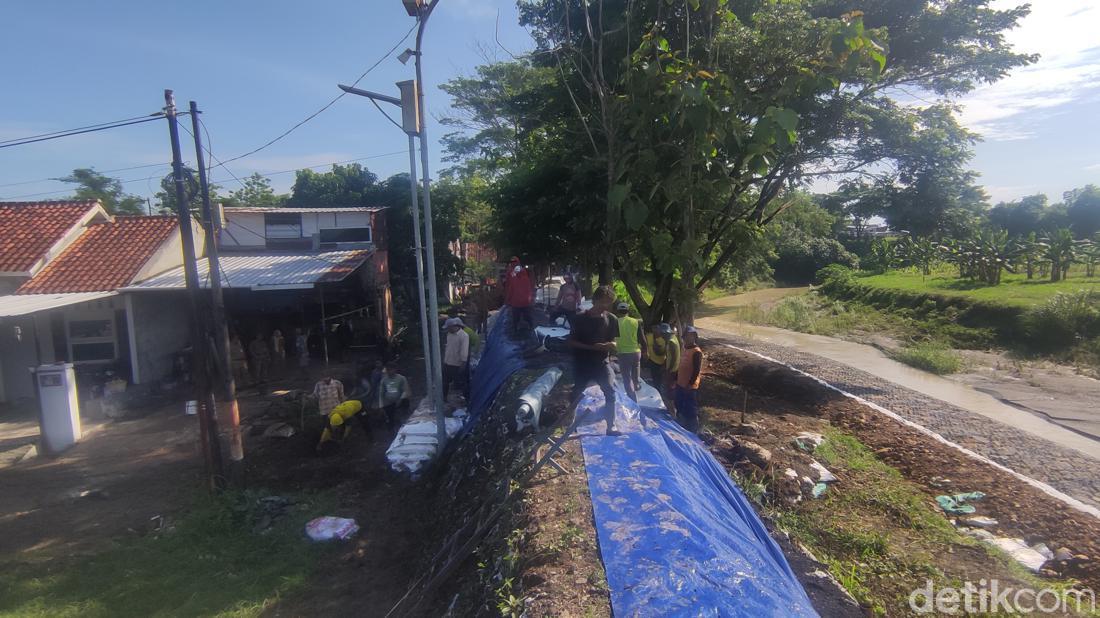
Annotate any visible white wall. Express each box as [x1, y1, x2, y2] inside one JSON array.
[[133, 219, 206, 283], [221, 212, 266, 249]]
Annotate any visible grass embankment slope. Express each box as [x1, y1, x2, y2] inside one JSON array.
[[857, 267, 1100, 307]]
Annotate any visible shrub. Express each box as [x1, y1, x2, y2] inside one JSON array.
[[773, 236, 859, 284], [770, 295, 820, 332], [892, 341, 963, 374], [1023, 290, 1100, 351], [815, 263, 855, 285]]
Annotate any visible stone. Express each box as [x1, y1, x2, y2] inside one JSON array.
[[1054, 547, 1074, 561], [792, 432, 824, 451], [1031, 543, 1054, 561], [737, 441, 772, 468], [732, 422, 762, 437], [263, 422, 296, 438], [961, 516, 998, 529]]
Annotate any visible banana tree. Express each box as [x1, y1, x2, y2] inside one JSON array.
[[1083, 234, 1100, 278], [1043, 228, 1080, 282], [1012, 232, 1045, 280]]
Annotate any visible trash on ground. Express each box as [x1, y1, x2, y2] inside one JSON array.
[[961, 528, 995, 541], [811, 482, 829, 499], [783, 468, 799, 480], [935, 491, 985, 514], [386, 398, 466, 474], [961, 515, 998, 529], [793, 432, 824, 451], [262, 422, 296, 438], [305, 516, 359, 541], [809, 460, 837, 483], [1032, 543, 1054, 561], [987, 537, 1048, 573]]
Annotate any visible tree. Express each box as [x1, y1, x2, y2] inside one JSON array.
[[1067, 185, 1100, 238], [989, 194, 1048, 237], [60, 168, 145, 215], [230, 173, 282, 207], [1043, 228, 1079, 282], [504, 0, 1032, 322], [287, 164, 378, 208]]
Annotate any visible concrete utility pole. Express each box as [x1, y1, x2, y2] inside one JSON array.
[[189, 101, 244, 479], [164, 90, 223, 489], [411, 0, 447, 450]]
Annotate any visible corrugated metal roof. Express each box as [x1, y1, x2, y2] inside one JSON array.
[[123, 250, 372, 291], [223, 207, 384, 214], [0, 291, 118, 317]]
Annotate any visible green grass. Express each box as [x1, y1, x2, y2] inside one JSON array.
[[891, 341, 964, 374], [715, 292, 896, 338], [0, 489, 338, 618], [858, 266, 1100, 308]]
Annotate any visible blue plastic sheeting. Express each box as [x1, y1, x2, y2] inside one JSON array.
[[577, 382, 818, 617], [464, 307, 526, 425]]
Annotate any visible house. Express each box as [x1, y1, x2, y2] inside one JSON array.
[[0, 201, 204, 403], [125, 206, 395, 360]]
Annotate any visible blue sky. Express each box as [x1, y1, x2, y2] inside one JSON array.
[[1, 0, 1097, 206]]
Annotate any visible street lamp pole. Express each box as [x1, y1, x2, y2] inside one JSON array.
[[409, 0, 447, 448]]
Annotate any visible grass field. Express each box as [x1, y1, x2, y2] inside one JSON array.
[[0, 489, 336, 618], [858, 266, 1100, 307]]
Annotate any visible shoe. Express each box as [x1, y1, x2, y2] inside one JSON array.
[[605, 428, 622, 437]]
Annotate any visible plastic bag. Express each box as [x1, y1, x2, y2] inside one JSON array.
[[305, 516, 359, 541]]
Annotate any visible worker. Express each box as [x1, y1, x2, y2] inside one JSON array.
[[613, 301, 644, 402], [271, 329, 286, 363], [295, 328, 310, 377], [568, 285, 620, 436], [675, 326, 705, 432], [229, 334, 249, 387], [316, 399, 371, 450], [312, 376, 345, 418], [376, 362, 411, 429], [503, 256, 534, 337], [249, 332, 271, 385], [549, 272, 580, 325], [442, 317, 470, 399], [644, 323, 679, 400]]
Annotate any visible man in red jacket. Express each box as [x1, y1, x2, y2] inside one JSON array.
[[503, 256, 534, 337]]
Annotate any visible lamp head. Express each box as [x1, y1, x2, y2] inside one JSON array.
[[397, 48, 416, 65], [401, 0, 423, 16]]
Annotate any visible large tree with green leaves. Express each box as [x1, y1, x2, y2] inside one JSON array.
[[441, 0, 1032, 322], [230, 173, 284, 208], [60, 168, 146, 215]]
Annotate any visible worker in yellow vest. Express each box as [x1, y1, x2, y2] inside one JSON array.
[[675, 326, 705, 432], [613, 302, 645, 402], [644, 323, 679, 400], [316, 399, 371, 450]]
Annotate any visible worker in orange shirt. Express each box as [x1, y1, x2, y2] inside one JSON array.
[[674, 326, 705, 432]]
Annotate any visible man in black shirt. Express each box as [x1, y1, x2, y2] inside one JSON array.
[[568, 285, 621, 436]]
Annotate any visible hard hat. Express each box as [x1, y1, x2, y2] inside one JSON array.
[[684, 325, 698, 335], [658, 323, 672, 336], [329, 412, 345, 427], [615, 302, 630, 312]]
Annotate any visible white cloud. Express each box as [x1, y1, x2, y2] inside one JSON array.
[[958, 0, 1100, 141], [449, 0, 499, 20], [984, 184, 1041, 203], [1086, 163, 1100, 172]]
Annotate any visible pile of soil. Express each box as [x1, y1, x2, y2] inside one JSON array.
[[704, 347, 1100, 591]]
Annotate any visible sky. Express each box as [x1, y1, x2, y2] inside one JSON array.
[[0, 0, 1097, 207]]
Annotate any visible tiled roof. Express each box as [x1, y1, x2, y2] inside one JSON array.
[[17, 216, 178, 294], [223, 207, 384, 214], [0, 200, 101, 273]]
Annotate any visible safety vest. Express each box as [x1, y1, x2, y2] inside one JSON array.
[[616, 316, 641, 354], [677, 345, 705, 389], [645, 333, 680, 370]]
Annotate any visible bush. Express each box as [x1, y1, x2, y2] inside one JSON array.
[[770, 295, 820, 332], [815, 263, 855, 285], [892, 341, 963, 374], [1023, 290, 1100, 351], [773, 236, 860, 284]]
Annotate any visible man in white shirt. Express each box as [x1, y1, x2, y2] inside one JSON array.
[[442, 317, 470, 399]]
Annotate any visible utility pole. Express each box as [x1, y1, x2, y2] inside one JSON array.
[[164, 90, 223, 489], [411, 0, 447, 448], [189, 100, 244, 480]]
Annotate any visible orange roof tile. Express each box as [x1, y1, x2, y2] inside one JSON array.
[[0, 201, 101, 273], [16, 216, 179, 294]]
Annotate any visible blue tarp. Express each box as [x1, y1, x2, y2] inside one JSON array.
[[464, 307, 526, 425], [577, 382, 818, 617]]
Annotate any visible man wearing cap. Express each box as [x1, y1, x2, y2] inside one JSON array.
[[613, 301, 645, 402], [644, 323, 679, 401], [316, 399, 371, 451], [675, 326, 705, 432], [503, 256, 534, 336], [568, 285, 621, 436], [443, 317, 470, 399]]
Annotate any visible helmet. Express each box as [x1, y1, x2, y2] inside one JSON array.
[[657, 323, 672, 336], [615, 302, 630, 312]]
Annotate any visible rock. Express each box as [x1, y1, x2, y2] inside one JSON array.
[[737, 441, 772, 468], [1054, 547, 1074, 561], [732, 422, 762, 437], [263, 422, 296, 438], [784, 468, 799, 480], [962, 528, 995, 541]]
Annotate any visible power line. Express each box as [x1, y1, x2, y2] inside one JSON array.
[[210, 22, 417, 170], [0, 114, 165, 149], [2, 151, 406, 200], [0, 162, 171, 189]]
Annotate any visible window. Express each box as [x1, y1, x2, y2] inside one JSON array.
[[264, 213, 302, 239], [68, 317, 116, 363], [319, 227, 372, 243]]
